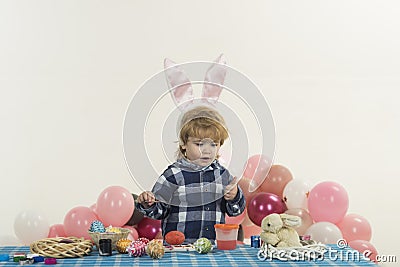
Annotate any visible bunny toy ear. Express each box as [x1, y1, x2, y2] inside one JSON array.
[[280, 214, 302, 227], [164, 58, 194, 110], [201, 53, 227, 104]]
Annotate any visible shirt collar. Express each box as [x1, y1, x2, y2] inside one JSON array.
[[173, 157, 221, 172]]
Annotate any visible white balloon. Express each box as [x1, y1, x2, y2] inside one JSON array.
[[283, 179, 310, 210], [14, 210, 49, 245], [305, 222, 343, 244]]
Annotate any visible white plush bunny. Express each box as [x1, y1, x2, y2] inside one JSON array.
[[260, 213, 302, 248]]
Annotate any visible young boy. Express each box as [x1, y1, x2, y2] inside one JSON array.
[[137, 106, 245, 244]]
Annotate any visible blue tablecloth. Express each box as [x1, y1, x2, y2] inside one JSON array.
[[0, 244, 377, 266]]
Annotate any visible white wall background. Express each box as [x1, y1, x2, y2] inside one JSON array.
[[1, 0, 399, 264]]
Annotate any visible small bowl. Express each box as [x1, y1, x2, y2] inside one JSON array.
[[88, 228, 130, 250]]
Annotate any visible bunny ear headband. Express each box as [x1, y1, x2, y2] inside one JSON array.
[[164, 53, 227, 111]]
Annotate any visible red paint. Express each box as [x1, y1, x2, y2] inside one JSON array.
[[217, 240, 236, 250]]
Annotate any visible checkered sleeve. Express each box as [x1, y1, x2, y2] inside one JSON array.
[[224, 177, 246, 216], [136, 201, 170, 220]]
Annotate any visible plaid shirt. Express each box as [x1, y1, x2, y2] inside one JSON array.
[[136, 158, 246, 244]]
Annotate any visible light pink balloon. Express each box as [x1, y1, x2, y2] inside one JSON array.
[[337, 214, 372, 242], [308, 181, 349, 224], [349, 240, 378, 262], [238, 177, 258, 205], [64, 206, 97, 240], [243, 154, 272, 192], [96, 186, 135, 227], [284, 208, 313, 236], [89, 203, 98, 217], [122, 225, 139, 241], [305, 222, 343, 244], [225, 208, 247, 225], [48, 224, 66, 238]]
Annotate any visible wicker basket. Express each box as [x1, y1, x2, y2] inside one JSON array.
[[30, 237, 92, 258], [88, 228, 130, 250]]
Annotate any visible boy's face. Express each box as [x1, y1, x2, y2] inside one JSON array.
[[182, 137, 221, 166]]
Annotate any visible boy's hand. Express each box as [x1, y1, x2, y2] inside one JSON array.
[[224, 177, 238, 201], [137, 191, 156, 208]]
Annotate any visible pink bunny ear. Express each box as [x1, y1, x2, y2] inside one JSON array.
[[201, 53, 227, 104], [164, 58, 194, 109]]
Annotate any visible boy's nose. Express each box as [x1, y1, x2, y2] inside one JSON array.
[[201, 143, 214, 154]]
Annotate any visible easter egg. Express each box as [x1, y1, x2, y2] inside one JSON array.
[[165, 231, 185, 245], [126, 240, 146, 257], [146, 239, 165, 259], [116, 239, 132, 254], [89, 220, 105, 233], [193, 238, 213, 254]]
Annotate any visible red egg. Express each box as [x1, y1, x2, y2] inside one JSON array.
[[165, 231, 185, 245]]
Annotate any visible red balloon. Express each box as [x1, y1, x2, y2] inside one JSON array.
[[247, 192, 287, 227], [337, 214, 372, 242], [137, 217, 161, 240], [257, 165, 293, 198], [47, 224, 66, 238], [63, 206, 97, 240], [349, 240, 378, 262]]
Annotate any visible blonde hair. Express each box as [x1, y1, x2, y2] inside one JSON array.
[[178, 106, 228, 159]]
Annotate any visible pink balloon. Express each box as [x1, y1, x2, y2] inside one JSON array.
[[238, 177, 258, 206], [337, 214, 372, 242], [242, 224, 262, 239], [247, 192, 287, 227], [89, 203, 98, 218], [225, 208, 247, 225], [243, 155, 272, 192], [137, 217, 161, 240], [64, 206, 97, 240], [349, 240, 378, 262], [48, 224, 66, 238], [284, 208, 313, 236], [96, 186, 135, 227], [241, 209, 255, 227], [257, 165, 293, 199], [308, 181, 349, 224], [122, 225, 139, 241]]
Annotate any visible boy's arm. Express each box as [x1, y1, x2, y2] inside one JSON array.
[[224, 185, 246, 216]]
